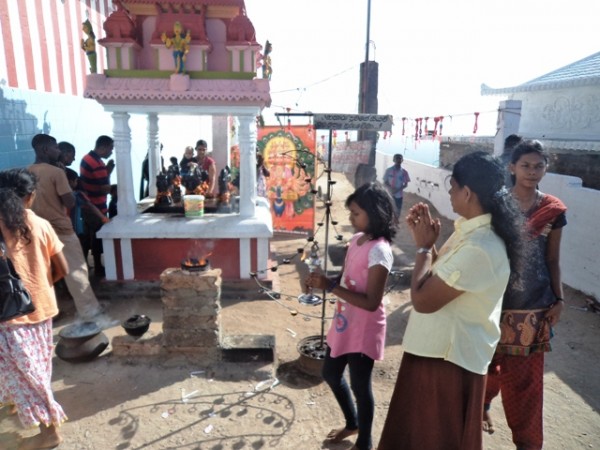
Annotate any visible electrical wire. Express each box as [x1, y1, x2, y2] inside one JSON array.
[[271, 65, 359, 94]]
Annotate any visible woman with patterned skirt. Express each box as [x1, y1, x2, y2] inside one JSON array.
[[0, 169, 68, 450], [483, 140, 567, 450]]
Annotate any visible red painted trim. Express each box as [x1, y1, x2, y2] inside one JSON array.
[[18, 2, 36, 90], [64, 0, 78, 95], [114, 239, 124, 280], [130, 239, 242, 281], [34, 0, 52, 92], [94, 0, 105, 72], [49, 0, 65, 93], [0, 1, 18, 88], [75, 1, 87, 91], [108, 238, 273, 282]]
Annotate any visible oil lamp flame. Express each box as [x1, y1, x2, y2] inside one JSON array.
[[181, 252, 213, 271]]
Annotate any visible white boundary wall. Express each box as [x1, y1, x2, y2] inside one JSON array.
[[376, 152, 600, 301]]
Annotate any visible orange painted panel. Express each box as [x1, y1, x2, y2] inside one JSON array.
[[257, 126, 317, 235]]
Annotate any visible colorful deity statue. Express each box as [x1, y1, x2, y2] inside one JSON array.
[[262, 40, 272, 80], [81, 19, 97, 74], [161, 21, 192, 74]]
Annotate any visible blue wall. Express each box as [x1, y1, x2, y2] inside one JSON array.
[[0, 85, 149, 200]]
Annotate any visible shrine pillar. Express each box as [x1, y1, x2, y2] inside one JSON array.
[[237, 115, 257, 217], [112, 112, 137, 217], [494, 100, 522, 156], [212, 115, 231, 175], [147, 113, 160, 198]]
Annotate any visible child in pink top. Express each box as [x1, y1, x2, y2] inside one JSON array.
[[306, 181, 395, 450]]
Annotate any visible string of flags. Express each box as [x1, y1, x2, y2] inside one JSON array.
[[260, 105, 497, 144]]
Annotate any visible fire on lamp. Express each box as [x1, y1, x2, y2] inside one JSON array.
[[181, 240, 214, 272], [181, 254, 212, 272]]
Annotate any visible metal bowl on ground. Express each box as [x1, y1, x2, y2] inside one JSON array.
[[56, 322, 109, 363], [122, 314, 151, 337]]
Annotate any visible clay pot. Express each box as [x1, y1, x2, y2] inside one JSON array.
[[122, 315, 151, 337], [56, 322, 109, 363]]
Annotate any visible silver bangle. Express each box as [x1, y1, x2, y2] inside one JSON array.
[[416, 247, 432, 254]]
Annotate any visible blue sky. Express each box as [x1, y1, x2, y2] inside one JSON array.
[[246, 0, 598, 140]]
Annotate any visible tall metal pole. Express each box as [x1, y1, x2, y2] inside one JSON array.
[[319, 128, 334, 348], [361, 0, 372, 114]]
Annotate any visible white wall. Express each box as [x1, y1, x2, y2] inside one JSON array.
[[376, 152, 600, 301], [513, 85, 600, 144]]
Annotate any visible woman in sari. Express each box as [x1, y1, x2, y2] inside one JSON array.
[[483, 140, 567, 450]]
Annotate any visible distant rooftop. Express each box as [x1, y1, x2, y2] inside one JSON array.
[[481, 51, 600, 95]]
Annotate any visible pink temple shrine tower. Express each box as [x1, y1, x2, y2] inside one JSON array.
[[85, 0, 272, 281]]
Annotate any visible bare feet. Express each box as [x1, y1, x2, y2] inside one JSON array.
[[482, 410, 495, 435], [325, 427, 358, 443], [18, 425, 62, 450]]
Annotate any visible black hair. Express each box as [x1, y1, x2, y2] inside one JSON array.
[[452, 151, 522, 270], [58, 141, 76, 155], [0, 169, 37, 244], [31, 133, 57, 152], [195, 139, 208, 148], [509, 140, 548, 186], [511, 140, 548, 164], [65, 168, 81, 190], [345, 181, 396, 242], [504, 134, 523, 152], [65, 168, 77, 179], [95, 135, 114, 149]]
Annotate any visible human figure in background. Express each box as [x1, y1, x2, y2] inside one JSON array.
[[0, 168, 68, 450], [140, 152, 150, 200], [80, 135, 115, 277], [194, 139, 217, 197], [483, 140, 566, 449], [179, 146, 196, 176], [383, 153, 410, 223], [305, 182, 395, 450], [500, 134, 523, 188], [65, 168, 109, 251], [140, 145, 165, 199], [58, 141, 76, 168], [377, 152, 522, 450], [28, 134, 108, 325], [108, 184, 118, 219], [256, 152, 270, 198]]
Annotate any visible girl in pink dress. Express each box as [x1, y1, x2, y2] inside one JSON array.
[[306, 182, 395, 450]]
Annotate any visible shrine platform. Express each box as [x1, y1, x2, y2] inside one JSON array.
[[98, 198, 273, 281]]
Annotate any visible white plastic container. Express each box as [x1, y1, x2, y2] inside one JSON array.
[[183, 195, 205, 217]]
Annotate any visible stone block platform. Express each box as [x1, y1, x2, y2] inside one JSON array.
[[110, 268, 275, 363]]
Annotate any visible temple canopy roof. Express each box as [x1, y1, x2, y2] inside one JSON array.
[[481, 51, 600, 95], [85, 78, 270, 111]]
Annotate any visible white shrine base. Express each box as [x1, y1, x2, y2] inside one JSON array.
[[98, 200, 273, 281]]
